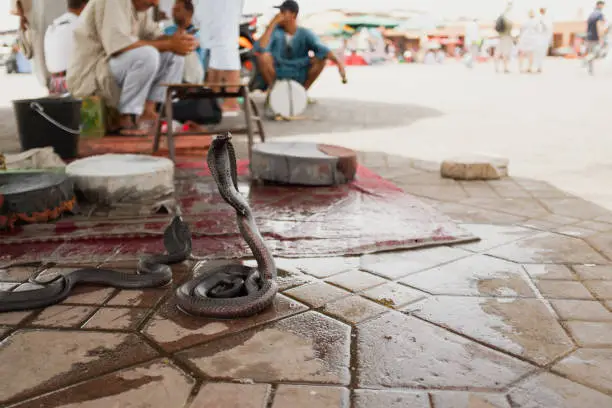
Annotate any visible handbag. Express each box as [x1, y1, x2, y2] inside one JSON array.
[[171, 89, 222, 125]]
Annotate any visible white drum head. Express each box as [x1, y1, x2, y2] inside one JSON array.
[[66, 154, 175, 206], [268, 79, 308, 118]]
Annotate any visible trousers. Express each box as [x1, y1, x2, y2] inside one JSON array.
[[109, 46, 184, 115]]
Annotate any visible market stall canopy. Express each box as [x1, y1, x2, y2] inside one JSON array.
[[343, 15, 402, 29], [323, 23, 356, 37]]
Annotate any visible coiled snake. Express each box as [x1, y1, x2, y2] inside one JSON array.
[[0, 133, 277, 318]]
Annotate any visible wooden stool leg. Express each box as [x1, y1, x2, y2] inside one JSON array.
[[152, 97, 165, 153], [241, 86, 255, 162], [164, 92, 176, 162], [249, 97, 266, 143]]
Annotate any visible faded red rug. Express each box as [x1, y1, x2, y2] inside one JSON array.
[[0, 160, 477, 266]]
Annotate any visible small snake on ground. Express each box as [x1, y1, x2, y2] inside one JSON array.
[[0, 215, 189, 312], [0, 133, 277, 318], [175, 133, 278, 318]]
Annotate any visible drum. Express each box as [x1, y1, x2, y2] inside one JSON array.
[[65, 154, 175, 205], [250, 142, 358, 186], [267, 79, 308, 119], [0, 171, 76, 230]]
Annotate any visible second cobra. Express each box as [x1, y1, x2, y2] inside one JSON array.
[[175, 133, 278, 318]]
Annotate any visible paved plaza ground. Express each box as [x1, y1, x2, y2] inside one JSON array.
[[1, 60, 612, 407]]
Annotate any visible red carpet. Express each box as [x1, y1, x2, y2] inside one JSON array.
[[0, 160, 477, 266]]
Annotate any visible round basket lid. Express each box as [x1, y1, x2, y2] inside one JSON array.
[[268, 79, 308, 118], [66, 154, 174, 178], [0, 172, 68, 197]]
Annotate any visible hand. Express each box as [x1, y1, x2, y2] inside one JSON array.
[[271, 12, 285, 26], [170, 33, 198, 56], [19, 16, 28, 31]]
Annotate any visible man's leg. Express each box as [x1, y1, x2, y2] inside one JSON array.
[[109, 46, 161, 134], [303, 58, 326, 90], [146, 51, 185, 120], [255, 52, 276, 87]]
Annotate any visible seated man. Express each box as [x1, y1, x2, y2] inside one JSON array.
[[67, 0, 197, 135], [252, 0, 346, 94], [163, 0, 206, 83], [44, 0, 89, 95]]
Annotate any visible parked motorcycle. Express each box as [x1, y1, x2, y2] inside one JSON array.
[[239, 13, 260, 80]]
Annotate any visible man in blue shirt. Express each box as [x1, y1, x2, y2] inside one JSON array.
[[252, 0, 346, 92], [585, 1, 607, 74], [164, 0, 206, 76]]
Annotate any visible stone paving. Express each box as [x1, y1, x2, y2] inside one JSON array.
[[1, 149, 612, 407]]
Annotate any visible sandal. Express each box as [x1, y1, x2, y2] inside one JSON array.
[[117, 125, 149, 137]]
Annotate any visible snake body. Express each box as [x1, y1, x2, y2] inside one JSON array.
[[0, 133, 277, 318], [0, 216, 190, 313], [175, 133, 278, 318]]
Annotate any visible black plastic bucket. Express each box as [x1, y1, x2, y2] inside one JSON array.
[[13, 97, 82, 160]]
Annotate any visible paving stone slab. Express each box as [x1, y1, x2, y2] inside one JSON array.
[[522, 264, 577, 280], [83, 307, 148, 330], [586, 232, 612, 261], [324, 269, 388, 292], [10, 359, 194, 408], [360, 246, 471, 279], [583, 280, 612, 299], [271, 385, 349, 408], [357, 312, 533, 389], [322, 295, 389, 324], [486, 232, 610, 264], [274, 257, 360, 278], [564, 321, 612, 347], [190, 383, 270, 408], [539, 198, 610, 220], [30, 305, 96, 328], [459, 198, 550, 219], [550, 299, 612, 321], [143, 294, 307, 352], [0, 330, 158, 404], [507, 372, 612, 408], [433, 202, 527, 224], [178, 311, 351, 384], [552, 348, 612, 395], [106, 288, 168, 308], [361, 282, 427, 309], [455, 224, 536, 252], [410, 296, 574, 365], [399, 255, 536, 297], [430, 392, 511, 408], [0, 310, 34, 326], [284, 282, 351, 308], [353, 390, 430, 408], [534, 280, 594, 300], [572, 265, 612, 280]]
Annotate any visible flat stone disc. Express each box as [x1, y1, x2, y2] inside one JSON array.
[[250, 142, 357, 186]]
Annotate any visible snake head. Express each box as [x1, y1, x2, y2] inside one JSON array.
[[212, 132, 232, 145]]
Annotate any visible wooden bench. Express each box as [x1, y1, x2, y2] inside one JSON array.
[[152, 82, 266, 162]]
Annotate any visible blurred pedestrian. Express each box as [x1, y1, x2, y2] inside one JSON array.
[[464, 18, 480, 68], [585, 1, 607, 75], [518, 10, 542, 73], [534, 7, 553, 73]]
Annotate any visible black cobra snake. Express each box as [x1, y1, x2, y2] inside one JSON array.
[[0, 133, 277, 318]]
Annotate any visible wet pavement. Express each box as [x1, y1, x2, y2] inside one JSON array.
[[2, 62, 612, 406], [1, 149, 612, 407]]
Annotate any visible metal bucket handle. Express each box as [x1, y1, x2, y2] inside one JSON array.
[[30, 101, 82, 135]]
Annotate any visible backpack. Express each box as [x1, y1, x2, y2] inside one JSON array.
[[495, 15, 506, 33]]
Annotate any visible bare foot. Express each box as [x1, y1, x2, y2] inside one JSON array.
[[117, 115, 148, 136]]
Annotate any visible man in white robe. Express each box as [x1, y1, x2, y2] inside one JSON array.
[[535, 7, 553, 73]]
